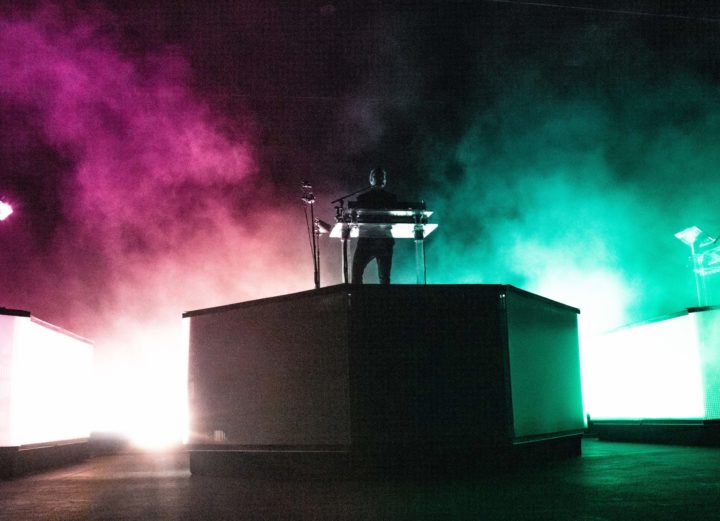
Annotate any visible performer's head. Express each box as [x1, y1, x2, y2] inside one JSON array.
[[369, 166, 387, 189]]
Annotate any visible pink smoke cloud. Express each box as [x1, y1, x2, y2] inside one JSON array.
[[0, 3, 314, 328], [0, 3, 316, 442]]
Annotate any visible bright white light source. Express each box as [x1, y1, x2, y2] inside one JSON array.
[[583, 312, 706, 420], [1, 314, 93, 447], [91, 320, 189, 450], [0, 201, 12, 221]]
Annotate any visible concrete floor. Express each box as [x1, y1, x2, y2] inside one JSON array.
[[1, 438, 719, 520]]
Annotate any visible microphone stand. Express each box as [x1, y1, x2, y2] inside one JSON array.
[[302, 181, 322, 289], [330, 185, 371, 206], [331, 185, 372, 229]]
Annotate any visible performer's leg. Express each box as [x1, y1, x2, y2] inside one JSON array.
[[377, 248, 393, 285], [352, 244, 372, 284]]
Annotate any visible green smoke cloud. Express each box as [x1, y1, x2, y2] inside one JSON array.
[[411, 26, 720, 334]]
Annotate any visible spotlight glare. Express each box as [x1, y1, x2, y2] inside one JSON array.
[[0, 201, 12, 221], [91, 323, 189, 451]]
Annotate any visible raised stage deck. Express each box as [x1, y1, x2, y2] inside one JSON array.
[[183, 284, 584, 476]]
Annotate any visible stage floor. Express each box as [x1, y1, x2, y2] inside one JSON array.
[[1, 438, 720, 520]]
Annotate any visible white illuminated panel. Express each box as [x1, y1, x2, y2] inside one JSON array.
[[581, 309, 720, 421], [0, 315, 16, 445], [329, 223, 438, 239], [0, 313, 93, 447]]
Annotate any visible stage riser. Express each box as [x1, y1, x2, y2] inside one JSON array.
[[592, 421, 720, 446], [188, 435, 583, 479], [0, 441, 89, 479], [584, 306, 720, 442], [184, 285, 584, 476]]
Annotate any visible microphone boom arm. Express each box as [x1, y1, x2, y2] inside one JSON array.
[[330, 185, 371, 205]]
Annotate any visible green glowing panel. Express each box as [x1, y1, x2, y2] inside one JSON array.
[[693, 310, 720, 419], [580, 309, 720, 421], [505, 290, 584, 438]]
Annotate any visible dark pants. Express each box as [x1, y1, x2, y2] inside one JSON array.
[[352, 239, 394, 284]]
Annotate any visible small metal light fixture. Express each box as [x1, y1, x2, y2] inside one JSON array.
[[675, 226, 718, 307]]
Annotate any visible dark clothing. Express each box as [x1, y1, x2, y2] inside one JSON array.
[[352, 238, 394, 284], [354, 187, 398, 211], [351, 188, 398, 284]]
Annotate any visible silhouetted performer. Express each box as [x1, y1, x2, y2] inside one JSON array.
[[352, 167, 398, 284]]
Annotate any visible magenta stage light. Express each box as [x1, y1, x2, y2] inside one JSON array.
[[0, 201, 12, 221]]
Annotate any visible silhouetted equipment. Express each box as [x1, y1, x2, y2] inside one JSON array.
[[331, 202, 437, 284], [675, 225, 720, 306], [301, 181, 328, 289]]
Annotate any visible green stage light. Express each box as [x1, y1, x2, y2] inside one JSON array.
[[582, 311, 709, 421]]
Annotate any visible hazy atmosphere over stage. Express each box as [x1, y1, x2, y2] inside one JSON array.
[[2, 1, 720, 442]]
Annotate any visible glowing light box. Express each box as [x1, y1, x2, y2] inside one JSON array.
[[0, 309, 94, 447], [582, 307, 720, 421]]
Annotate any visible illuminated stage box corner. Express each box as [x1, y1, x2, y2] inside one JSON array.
[[184, 284, 584, 477], [583, 306, 720, 445], [0, 309, 94, 478]]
